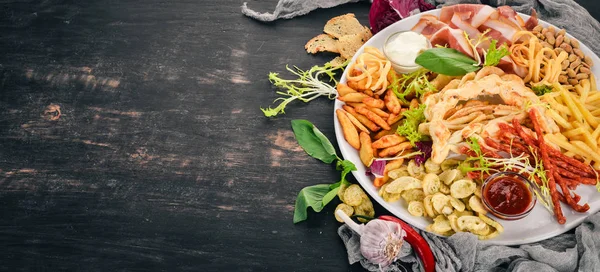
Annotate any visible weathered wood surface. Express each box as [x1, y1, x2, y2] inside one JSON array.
[[0, 1, 597, 271]]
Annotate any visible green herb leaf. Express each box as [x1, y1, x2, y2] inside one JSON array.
[[484, 39, 510, 67], [532, 84, 554, 96], [322, 187, 341, 207], [415, 48, 480, 76], [388, 68, 436, 103], [291, 120, 337, 163], [396, 104, 428, 145], [293, 184, 331, 223], [260, 61, 347, 117]]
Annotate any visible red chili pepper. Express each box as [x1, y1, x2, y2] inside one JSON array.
[[379, 215, 435, 272]]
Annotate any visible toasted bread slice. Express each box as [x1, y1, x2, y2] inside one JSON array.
[[327, 56, 347, 68], [324, 13, 365, 39], [305, 34, 339, 54], [337, 26, 373, 59]]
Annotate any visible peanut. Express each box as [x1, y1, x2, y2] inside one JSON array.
[[544, 32, 556, 45], [569, 58, 581, 70], [584, 56, 593, 67], [533, 25, 543, 32], [561, 59, 570, 70], [563, 36, 571, 45], [567, 68, 577, 78], [568, 54, 578, 62], [576, 73, 589, 80], [557, 29, 566, 37], [568, 78, 579, 85], [542, 28, 548, 35], [555, 35, 564, 47], [558, 75, 568, 84], [580, 66, 591, 74], [574, 48, 585, 58], [571, 38, 580, 48], [560, 43, 573, 53]]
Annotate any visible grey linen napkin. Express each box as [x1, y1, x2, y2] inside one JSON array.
[[242, 0, 600, 271]]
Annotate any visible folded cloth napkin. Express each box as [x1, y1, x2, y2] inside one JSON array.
[[242, 0, 600, 271]]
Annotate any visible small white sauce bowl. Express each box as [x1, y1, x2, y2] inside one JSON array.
[[383, 31, 432, 74]]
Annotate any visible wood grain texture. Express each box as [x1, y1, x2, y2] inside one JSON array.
[[0, 0, 597, 271]]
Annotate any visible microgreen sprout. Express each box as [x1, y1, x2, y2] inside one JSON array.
[[388, 68, 435, 104], [261, 61, 348, 117]]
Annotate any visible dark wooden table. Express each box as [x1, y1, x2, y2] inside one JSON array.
[[0, 1, 598, 271]]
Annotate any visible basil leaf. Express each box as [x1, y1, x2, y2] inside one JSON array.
[[312, 123, 337, 159], [337, 159, 357, 176], [293, 184, 331, 223], [415, 48, 480, 76], [322, 187, 340, 207], [291, 120, 337, 163]]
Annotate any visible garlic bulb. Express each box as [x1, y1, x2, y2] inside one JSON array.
[[360, 219, 406, 268], [335, 210, 406, 269]]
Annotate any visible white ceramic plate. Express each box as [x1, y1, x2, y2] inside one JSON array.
[[334, 8, 600, 245]]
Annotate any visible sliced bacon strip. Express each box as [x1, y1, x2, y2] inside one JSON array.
[[411, 14, 448, 39], [496, 6, 526, 29], [429, 27, 475, 57], [439, 4, 497, 27], [524, 9, 539, 31]]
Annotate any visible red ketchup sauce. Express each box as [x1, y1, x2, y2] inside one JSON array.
[[483, 173, 533, 218]]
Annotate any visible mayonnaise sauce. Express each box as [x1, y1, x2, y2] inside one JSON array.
[[384, 31, 430, 67]]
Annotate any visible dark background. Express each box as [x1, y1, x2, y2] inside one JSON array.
[[0, 1, 597, 271]]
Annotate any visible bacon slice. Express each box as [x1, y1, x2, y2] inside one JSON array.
[[480, 19, 519, 44], [524, 9, 539, 31], [496, 6, 526, 29], [439, 4, 496, 27], [411, 14, 449, 39], [429, 27, 476, 58], [497, 56, 528, 78]]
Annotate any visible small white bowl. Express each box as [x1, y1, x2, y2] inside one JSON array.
[[383, 31, 432, 74]]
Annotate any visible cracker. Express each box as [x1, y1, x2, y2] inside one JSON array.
[[336, 26, 372, 59], [305, 34, 339, 54], [327, 56, 347, 67], [323, 13, 365, 39]]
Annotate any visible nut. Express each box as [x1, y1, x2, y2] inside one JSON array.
[[563, 36, 571, 44], [574, 48, 585, 59], [560, 43, 573, 53], [541, 41, 553, 49], [568, 54, 578, 62], [544, 32, 556, 45], [569, 58, 581, 70], [548, 26, 555, 34], [576, 73, 589, 80], [554, 47, 564, 55], [555, 35, 564, 47], [567, 68, 577, 78], [571, 38, 580, 48], [557, 29, 566, 37], [580, 67, 591, 74], [533, 25, 543, 32], [542, 28, 548, 35], [558, 75, 568, 84], [568, 78, 579, 85], [584, 56, 593, 67], [561, 59, 570, 70]]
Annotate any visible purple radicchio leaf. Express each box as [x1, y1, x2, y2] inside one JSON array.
[[414, 141, 433, 166], [369, 0, 436, 34], [366, 159, 386, 178]]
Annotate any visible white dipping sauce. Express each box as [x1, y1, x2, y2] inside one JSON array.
[[384, 31, 429, 67]]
